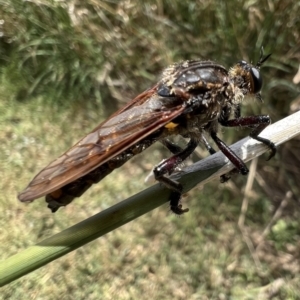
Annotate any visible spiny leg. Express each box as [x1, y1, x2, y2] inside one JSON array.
[[213, 114, 276, 181], [210, 132, 249, 175], [219, 104, 241, 182], [161, 134, 235, 208], [161, 136, 229, 204], [201, 134, 236, 182], [162, 136, 235, 185], [162, 135, 216, 156], [219, 115, 276, 160], [154, 138, 198, 214], [201, 135, 217, 155], [161, 139, 183, 154]]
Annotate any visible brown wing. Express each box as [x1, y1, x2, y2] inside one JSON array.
[[18, 90, 185, 202]]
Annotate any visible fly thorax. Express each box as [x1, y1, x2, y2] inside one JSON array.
[[232, 86, 244, 105]]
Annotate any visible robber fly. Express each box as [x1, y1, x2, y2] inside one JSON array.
[[18, 50, 276, 214]]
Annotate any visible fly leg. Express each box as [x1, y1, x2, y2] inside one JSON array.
[[161, 139, 183, 154], [162, 136, 233, 183], [211, 115, 276, 178], [154, 138, 198, 215], [219, 115, 276, 160], [201, 135, 217, 155], [201, 135, 238, 183], [210, 132, 249, 175], [162, 135, 216, 156]]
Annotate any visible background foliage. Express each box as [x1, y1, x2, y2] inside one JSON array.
[[0, 0, 300, 299]]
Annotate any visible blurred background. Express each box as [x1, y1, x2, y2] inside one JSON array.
[[1, 0, 300, 299]]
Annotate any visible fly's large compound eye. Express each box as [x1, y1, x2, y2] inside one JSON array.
[[237, 60, 263, 94], [250, 67, 263, 94]]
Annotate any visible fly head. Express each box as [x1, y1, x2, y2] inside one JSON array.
[[229, 49, 271, 101]]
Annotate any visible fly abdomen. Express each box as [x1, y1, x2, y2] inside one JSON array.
[[46, 136, 158, 212]]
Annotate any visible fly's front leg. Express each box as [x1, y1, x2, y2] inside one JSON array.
[[154, 138, 198, 215], [220, 115, 276, 160]]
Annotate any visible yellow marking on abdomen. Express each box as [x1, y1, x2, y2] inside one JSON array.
[[165, 122, 179, 129]]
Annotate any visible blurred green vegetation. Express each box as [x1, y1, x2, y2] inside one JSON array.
[[1, 0, 300, 299], [1, 0, 299, 111]]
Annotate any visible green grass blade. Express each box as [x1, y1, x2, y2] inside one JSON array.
[[0, 111, 299, 286], [0, 159, 219, 287]]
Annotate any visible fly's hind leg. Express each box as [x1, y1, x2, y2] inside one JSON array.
[[154, 138, 198, 214]]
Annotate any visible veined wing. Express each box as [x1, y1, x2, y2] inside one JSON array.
[[18, 92, 185, 202]]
